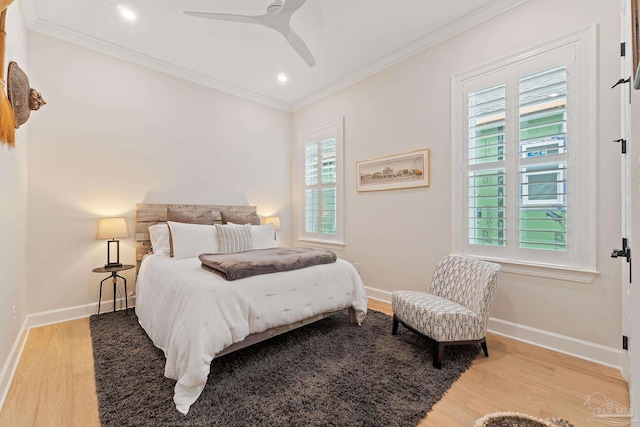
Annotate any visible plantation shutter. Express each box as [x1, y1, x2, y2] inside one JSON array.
[[467, 84, 506, 247], [304, 141, 320, 233], [303, 137, 337, 235], [300, 117, 344, 244], [518, 66, 567, 251], [453, 27, 596, 275]]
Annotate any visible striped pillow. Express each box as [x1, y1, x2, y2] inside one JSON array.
[[215, 223, 252, 254]]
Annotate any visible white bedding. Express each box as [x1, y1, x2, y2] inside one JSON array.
[[135, 254, 368, 415]]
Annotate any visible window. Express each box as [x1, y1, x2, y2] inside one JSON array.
[[299, 117, 344, 245], [452, 27, 596, 278]]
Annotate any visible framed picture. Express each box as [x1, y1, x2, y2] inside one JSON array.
[[633, 0, 640, 89], [357, 148, 430, 192]]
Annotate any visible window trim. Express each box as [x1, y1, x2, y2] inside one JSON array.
[[451, 25, 598, 282], [298, 116, 345, 246]]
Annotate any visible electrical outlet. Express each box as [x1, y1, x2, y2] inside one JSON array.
[[11, 305, 16, 322]]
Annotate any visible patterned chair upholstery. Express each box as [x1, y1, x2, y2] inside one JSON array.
[[391, 255, 501, 368]]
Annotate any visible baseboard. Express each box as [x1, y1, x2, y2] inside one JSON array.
[[0, 296, 136, 413], [365, 286, 392, 303], [0, 318, 29, 412], [364, 285, 621, 369], [26, 296, 136, 329], [487, 317, 622, 369]]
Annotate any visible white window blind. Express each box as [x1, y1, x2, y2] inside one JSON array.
[[299, 117, 344, 245], [452, 27, 596, 277], [518, 67, 567, 251], [467, 67, 568, 252], [467, 83, 506, 247]]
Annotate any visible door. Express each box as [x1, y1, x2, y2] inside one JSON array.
[[620, 0, 632, 384], [622, 1, 639, 425]]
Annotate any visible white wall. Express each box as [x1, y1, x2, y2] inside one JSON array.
[[25, 33, 292, 314], [0, 0, 29, 405], [293, 0, 623, 355]]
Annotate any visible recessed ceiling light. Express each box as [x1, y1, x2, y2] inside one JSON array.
[[277, 72, 288, 83], [117, 5, 137, 22]]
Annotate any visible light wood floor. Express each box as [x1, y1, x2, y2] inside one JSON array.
[[0, 301, 629, 427]]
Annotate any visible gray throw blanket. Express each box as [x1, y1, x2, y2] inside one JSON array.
[[199, 247, 337, 281]]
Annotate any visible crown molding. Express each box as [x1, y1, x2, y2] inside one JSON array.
[[20, 0, 38, 27], [21, 1, 294, 112], [291, 0, 528, 111], [21, 0, 527, 113]]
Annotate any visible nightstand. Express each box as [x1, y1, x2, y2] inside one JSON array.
[[92, 264, 135, 316]]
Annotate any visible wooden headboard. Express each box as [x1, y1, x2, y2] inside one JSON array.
[[135, 203, 257, 272]]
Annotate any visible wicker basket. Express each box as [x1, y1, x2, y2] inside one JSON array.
[[474, 412, 574, 427]]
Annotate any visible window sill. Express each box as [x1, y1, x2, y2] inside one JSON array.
[[462, 256, 598, 284], [298, 238, 345, 251]]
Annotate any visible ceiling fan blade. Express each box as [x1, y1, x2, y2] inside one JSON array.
[[278, 26, 316, 67], [183, 11, 258, 25], [280, 0, 307, 15]]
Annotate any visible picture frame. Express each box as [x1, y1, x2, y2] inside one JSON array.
[[357, 148, 430, 192]]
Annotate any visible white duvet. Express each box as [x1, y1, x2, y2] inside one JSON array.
[[135, 254, 368, 415]]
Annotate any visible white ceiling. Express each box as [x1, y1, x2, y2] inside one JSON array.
[[22, 0, 526, 112]]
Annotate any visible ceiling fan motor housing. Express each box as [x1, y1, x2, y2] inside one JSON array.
[[266, 0, 283, 14]]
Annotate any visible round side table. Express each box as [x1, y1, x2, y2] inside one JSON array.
[[92, 264, 135, 316]]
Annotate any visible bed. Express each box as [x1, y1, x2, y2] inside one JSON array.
[[134, 203, 368, 414]]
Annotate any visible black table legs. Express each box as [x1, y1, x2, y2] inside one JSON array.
[[98, 272, 129, 316]]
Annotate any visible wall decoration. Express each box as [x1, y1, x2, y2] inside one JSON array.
[[357, 148, 430, 192], [7, 61, 46, 128]]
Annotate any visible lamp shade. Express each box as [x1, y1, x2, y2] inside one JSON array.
[[264, 216, 281, 231], [96, 217, 129, 240]]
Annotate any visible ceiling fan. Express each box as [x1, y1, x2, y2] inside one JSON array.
[[184, 0, 316, 67]]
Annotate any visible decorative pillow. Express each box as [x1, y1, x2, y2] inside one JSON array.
[[148, 223, 171, 256], [167, 221, 220, 260], [230, 223, 277, 250], [220, 211, 260, 226], [215, 223, 253, 254]]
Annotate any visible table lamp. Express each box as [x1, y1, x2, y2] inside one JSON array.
[[264, 216, 281, 240], [96, 217, 129, 268], [264, 216, 281, 231]]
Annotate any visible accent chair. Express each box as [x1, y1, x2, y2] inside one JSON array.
[[391, 255, 501, 368]]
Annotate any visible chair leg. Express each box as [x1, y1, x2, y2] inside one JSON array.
[[392, 315, 399, 335], [433, 342, 444, 369], [481, 339, 489, 357]]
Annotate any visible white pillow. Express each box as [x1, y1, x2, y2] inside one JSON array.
[[148, 224, 171, 256], [167, 221, 220, 260], [228, 222, 278, 250], [251, 224, 278, 250]]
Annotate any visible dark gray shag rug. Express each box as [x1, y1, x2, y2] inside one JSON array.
[[90, 310, 479, 426]]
